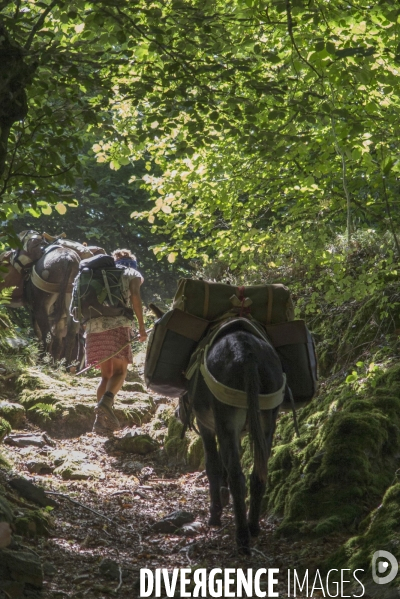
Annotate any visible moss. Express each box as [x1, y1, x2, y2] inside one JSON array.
[[164, 416, 189, 464], [15, 370, 46, 392], [0, 496, 13, 524], [0, 402, 25, 428], [325, 483, 400, 578], [19, 390, 58, 409], [187, 435, 204, 471], [0, 417, 11, 443], [14, 508, 53, 538], [267, 364, 400, 538]]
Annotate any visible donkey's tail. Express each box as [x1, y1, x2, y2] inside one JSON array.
[[244, 359, 268, 482], [52, 253, 74, 325]]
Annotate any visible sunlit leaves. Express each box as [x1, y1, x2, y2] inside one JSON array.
[[1, 0, 400, 269]]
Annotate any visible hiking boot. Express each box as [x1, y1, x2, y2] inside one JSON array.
[[92, 392, 120, 434]]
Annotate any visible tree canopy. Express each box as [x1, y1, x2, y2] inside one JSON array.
[[1, 0, 400, 286]]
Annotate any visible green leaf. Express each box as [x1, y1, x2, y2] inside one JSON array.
[[381, 156, 394, 175]]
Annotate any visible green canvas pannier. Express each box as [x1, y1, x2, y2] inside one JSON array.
[[172, 279, 294, 324], [144, 309, 209, 397], [265, 320, 318, 402]]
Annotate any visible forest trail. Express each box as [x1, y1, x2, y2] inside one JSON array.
[[1, 351, 346, 599]]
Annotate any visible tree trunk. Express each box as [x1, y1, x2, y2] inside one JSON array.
[[0, 24, 33, 179]]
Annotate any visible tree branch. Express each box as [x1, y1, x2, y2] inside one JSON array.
[[24, 0, 64, 51], [10, 164, 74, 179], [285, 0, 322, 79]]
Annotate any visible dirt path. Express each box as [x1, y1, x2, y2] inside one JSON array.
[[1, 354, 345, 599]]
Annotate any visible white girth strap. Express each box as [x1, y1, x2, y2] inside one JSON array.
[[200, 359, 285, 410], [31, 266, 61, 293]]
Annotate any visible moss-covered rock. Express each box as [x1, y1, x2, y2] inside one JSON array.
[[0, 401, 25, 428], [115, 432, 159, 454], [0, 496, 13, 524], [0, 453, 10, 469], [148, 403, 174, 443], [14, 508, 53, 538], [187, 435, 204, 471], [267, 364, 400, 538], [164, 415, 188, 464], [15, 368, 47, 391], [0, 548, 43, 588], [52, 449, 102, 480], [21, 391, 155, 437], [323, 483, 400, 596], [121, 381, 147, 393], [114, 393, 156, 426], [0, 417, 11, 443]]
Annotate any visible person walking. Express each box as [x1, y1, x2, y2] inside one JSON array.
[[85, 249, 147, 434]]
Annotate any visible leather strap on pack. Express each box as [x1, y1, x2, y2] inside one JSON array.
[[267, 286, 273, 324], [11, 252, 33, 273], [203, 282, 210, 319]]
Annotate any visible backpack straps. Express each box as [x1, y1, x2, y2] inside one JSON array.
[[102, 269, 114, 305]]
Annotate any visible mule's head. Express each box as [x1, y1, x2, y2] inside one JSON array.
[[18, 230, 45, 262]]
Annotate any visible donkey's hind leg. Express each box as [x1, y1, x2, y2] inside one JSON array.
[[220, 467, 230, 508], [215, 407, 249, 554], [198, 421, 225, 526], [248, 407, 279, 538]]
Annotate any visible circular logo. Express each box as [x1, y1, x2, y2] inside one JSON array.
[[372, 551, 399, 585]]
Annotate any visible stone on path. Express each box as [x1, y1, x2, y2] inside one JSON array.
[[151, 510, 195, 533], [4, 433, 48, 448], [114, 431, 159, 455], [26, 460, 54, 475], [9, 477, 57, 508], [52, 449, 102, 480], [99, 558, 120, 580]]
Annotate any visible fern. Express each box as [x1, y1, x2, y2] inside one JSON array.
[[28, 403, 58, 421], [0, 289, 14, 350]]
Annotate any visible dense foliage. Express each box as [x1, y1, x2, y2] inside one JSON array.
[[1, 1, 399, 278]]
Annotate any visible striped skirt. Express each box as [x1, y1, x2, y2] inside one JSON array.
[[85, 326, 133, 368]]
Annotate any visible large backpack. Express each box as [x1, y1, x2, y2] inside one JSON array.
[[70, 254, 133, 323]]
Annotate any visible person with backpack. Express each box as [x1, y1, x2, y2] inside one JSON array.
[[83, 248, 148, 434]]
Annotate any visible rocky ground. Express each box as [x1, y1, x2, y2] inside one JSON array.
[[0, 351, 354, 599]]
